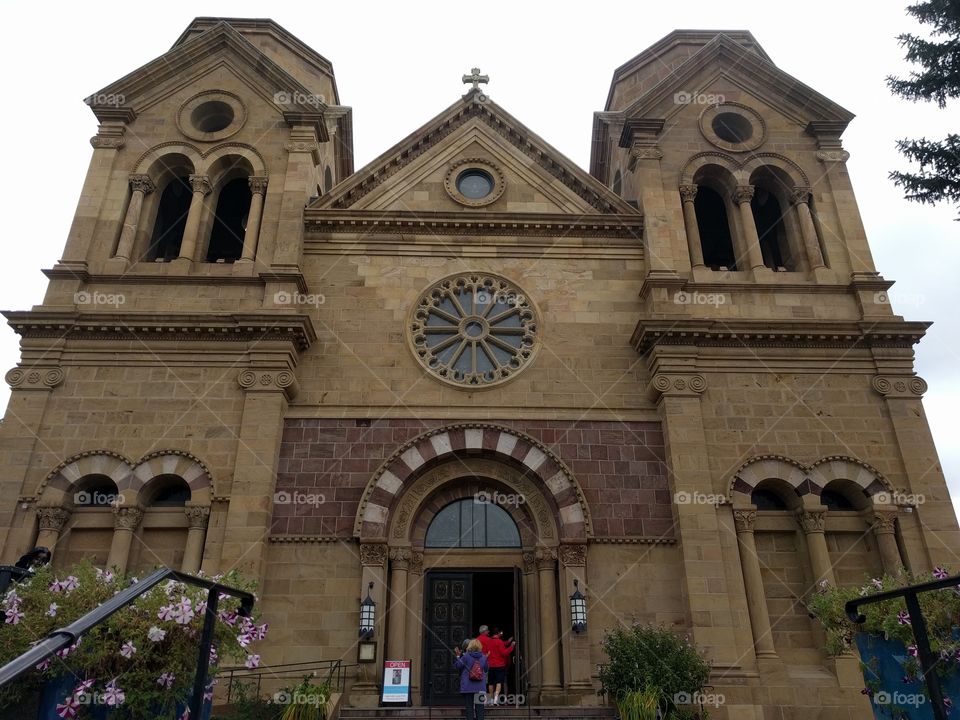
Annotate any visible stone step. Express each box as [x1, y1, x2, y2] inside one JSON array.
[[339, 707, 616, 719]]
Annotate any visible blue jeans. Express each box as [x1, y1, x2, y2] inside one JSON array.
[[463, 691, 485, 720]]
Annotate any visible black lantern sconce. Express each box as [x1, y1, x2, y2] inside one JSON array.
[[359, 581, 376, 638], [571, 579, 587, 634]]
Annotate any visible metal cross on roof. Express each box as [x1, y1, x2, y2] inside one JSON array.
[[462, 68, 489, 91]]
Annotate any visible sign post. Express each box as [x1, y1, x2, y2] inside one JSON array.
[[381, 659, 411, 705]]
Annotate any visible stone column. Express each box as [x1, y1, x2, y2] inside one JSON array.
[[558, 544, 592, 697], [352, 543, 389, 707], [239, 176, 268, 262], [114, 174, 156, 261], [387, 547, 411, 661], [408, 551, 424, 701], [790, 187, 826, 271], [106, 507, 143, 574], [521, 550, 541, 693], [733, 185, 767, 271], [797, 508, 835, 586], [679, 185, 705, 268], [176, 174, 212, 262], [870, 508, 903, 576], [181, 504, 210, 574], [535, 547, 562, 697], [732, 509, 778, 659], [35, 507, 72, 557]]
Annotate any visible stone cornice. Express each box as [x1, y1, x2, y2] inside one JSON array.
[[3, 311, 317, 351], [631, 319, 930, 354], [304, 210, 643, 240]]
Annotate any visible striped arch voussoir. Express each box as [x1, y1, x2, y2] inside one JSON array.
[[354, 423, 592, 540], [729, 454, 893, 502]]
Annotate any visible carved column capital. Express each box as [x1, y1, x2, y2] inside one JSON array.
[[733, 185, 755, 205], [113, 506, 144, 531], [871, 375, 928, 398], [649, 373, 707, 400], [188, 175, 212, 195], [248, 176, 269, 195], [409, 551, 424, 576], [789, 186, 812, 205], [37, 506, 71, 532], [6, 366, 64, 391], [535, 546, 557, 571], [871, 510, 898, 535], [237, 369, 298, 400], [559, 543, 587, 567], [797, 509, 826, 534], [678, 184, 698, 203], [184, 505, 211, 529], [816, 150, 850, 163], [389, 547, 412, 570], [733, 509, 757, 533], [129, 174, 157, 195], [359, 542, 388, 568], [522, 551, 536, 574]]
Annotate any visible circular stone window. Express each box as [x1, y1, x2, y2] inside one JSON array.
[[699, 102, 765, 152], [177, 91, 246, 142], [444, 159, 505, 207], [409, 273, 539, 388]]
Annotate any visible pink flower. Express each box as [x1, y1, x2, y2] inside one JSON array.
[[120, 641, 136, 658], [218, 609, 238, 626], [5, 607, 24, 625], [173, 597, 194, 625], [897, 611, 911, 625], [157, 672, 175, 689], [237, 632, 253, 648], [73, 679, 94, 696], [3, 591, 20, 609], [208, 646, 218, 666], [35, 659, 51, 671], [55, 695, 81, 718], [62, 576, 79, 593], [103, 679, 125, 706], [908, 644, 918, 658], [158, 605, 176, 622], [95, 568, 115, 583], [255, 622, 269, 640], [46, 603, 58, 617], [148, 626, 166, 642], [49, 580, 63, 593], [245, 654, 261, 669], [871, 578, 883, 590], [933, 566, 950, 580]]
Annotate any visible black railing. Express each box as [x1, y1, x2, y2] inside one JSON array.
[[0, 566, 255, 720], [0, 565, 31, 594], [845, 572, 960, 720], [221, 658, 355, 702]]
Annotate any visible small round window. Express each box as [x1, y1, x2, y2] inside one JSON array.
[[191, 101, 234, 133], [456, 169, 494, 199], [711, 113, 753, 144]]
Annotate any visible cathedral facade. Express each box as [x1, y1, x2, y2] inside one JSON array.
[[0, 17, 956, 719]]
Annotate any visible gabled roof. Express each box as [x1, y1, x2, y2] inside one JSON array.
[[312, 90, 638, 217], [85, 20, 332, 130], [605, 29, 771, 111]]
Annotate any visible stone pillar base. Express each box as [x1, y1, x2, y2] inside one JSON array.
[[103, 257, 130, 274], [171, 257, 192, 271], [347, 684, 380, 708]]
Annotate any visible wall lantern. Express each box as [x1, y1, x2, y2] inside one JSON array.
[[360, 581, 376, 638], [571, 579, 587, 634]]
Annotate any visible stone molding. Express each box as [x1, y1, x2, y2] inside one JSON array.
[[37, 506, 71, 532], [268, 535, 345, 544], [816, 150, 851, 163], [5, 366, 64, 391], [678, 185, 698, 202], [591, 536, 676, 545], [871, 510, 898, 534], [90, 125, 125, 149], [872, 375, 928, 398], [248, 176, 269, 194], [359, 542, 387, 567], [409, 551, 424, 576], [389, 547, 412, 570], [648, 373, 707, 399], [188, 175, 212, 195], [184, 504, 211, 529], [789, 186, 812, 205], [732, 509, 757, 533], [129, 174, 157, 194], [113, 506, 144, 531], [237, 369, 299, 400], [796, 509, 826, 534], [535, 546, 558, 570], [559, 543, 587, 567], [732, 185, 755, 204]]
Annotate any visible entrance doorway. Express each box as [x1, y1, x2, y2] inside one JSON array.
[[422, 569, 524, 706]]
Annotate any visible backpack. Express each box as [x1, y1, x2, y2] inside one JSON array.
[[468, 657, 483, 682]]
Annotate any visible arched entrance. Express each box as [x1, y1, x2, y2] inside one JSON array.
[[353, 425, 594, 706]]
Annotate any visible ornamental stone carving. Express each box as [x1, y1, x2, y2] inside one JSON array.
[[790, 186, 812, 205], [732, 509, 757, 533], [522, 551, 536, 574], [559, 544, 587, 567], [389, 547, 412, 570], [248, 176, 269, 194], [129, 174, 157, 195], [535, 546, 557, 571], [237, 369, 298, 399], [649, 374, 707, 399], [679, 185, 698, 203], [188, 175, 212, 195], [184, 505, 211, 529], [871, 375, 928, 398], [113, 506, 144, 531], [797, 509, 826, 534], [409, 551, 424, 576], [6, 366, 64, 390], [816, 150, 851, 163], [37, 506, 71, 532], [733, 185, 755, 204], [359, 543, 388, 567], [630, 145, 663, 160], [871, 510, 898, 535]]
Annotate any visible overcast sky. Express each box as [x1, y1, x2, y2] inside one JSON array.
[[0, 1, 956, 522]]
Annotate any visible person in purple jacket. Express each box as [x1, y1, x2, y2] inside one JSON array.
[[454, 638, 488, 720]]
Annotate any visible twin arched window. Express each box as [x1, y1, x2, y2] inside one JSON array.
[[425, 498, 521, 548]]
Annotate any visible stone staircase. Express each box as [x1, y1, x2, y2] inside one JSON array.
[[339, 707, 616, 720]]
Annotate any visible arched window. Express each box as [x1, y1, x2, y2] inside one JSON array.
[[144, 474, 191, 507], [750, 478, 798, 511], [694, 185, 737, 270], [206, 177, 251, 262], [751, 186, 793, 270], [612, 170, 622, 196], [323, 166, 333, 193], [820, 480, 868, 511], [751, 488, 788, 511], [148, 176, 191, 261], [425, 498, 521, 548], [73, 475, 120, 508]]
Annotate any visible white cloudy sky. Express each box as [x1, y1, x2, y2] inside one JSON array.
[[0, 2, 956, 520]]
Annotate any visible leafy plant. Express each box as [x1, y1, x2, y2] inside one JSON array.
[[276, 676, 331, 720], [0, 559, 266, 719], [599, 623, 711, 718], [615, 687, 661, 720]]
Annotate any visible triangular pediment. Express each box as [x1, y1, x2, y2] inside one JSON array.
[[312, 92, 638, 217], [86, 21, 332, 128], [620, 34, 854, 131]]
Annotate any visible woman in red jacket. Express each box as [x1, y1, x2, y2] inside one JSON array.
[[486, 627, 515, 704]]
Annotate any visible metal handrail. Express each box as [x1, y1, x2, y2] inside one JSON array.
[[845, 572, 960, 720], [221, 658, 355, 702], [0, 566, 255, 720]]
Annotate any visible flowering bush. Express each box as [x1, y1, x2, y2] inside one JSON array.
[[0, 560, 266, 719], [806, 567, 960, 688]]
